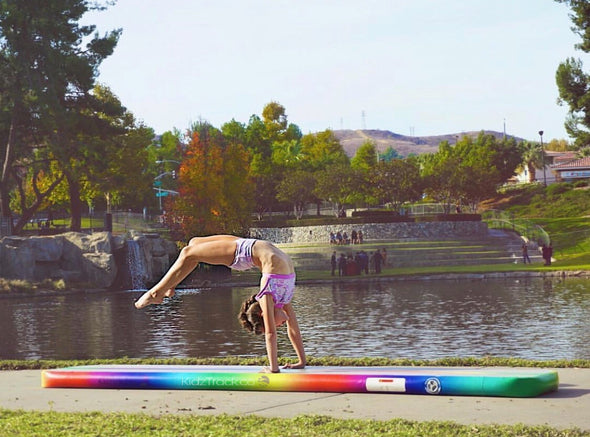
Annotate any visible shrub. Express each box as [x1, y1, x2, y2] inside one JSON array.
[[251, 214, 416, 228], [351, 210, 398, 217], [498, 182, 543, 195], [546, 182, 573, 196], [434, 214, 482, 222]]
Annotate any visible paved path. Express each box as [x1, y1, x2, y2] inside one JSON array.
[[1, 368, 590, 431]]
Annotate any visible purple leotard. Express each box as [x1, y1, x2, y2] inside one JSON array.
[[255, 273, 296, 308], [229, 238, 257, 271]]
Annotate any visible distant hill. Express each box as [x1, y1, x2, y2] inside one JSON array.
[[332, 129, 521, 158]]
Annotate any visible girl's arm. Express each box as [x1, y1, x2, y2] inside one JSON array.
[[259, 294, 280, 373], [282, 303, 306, 369]]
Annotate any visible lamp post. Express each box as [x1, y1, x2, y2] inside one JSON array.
[[539, 130, 546, 186], [154, 171, 174, 212]]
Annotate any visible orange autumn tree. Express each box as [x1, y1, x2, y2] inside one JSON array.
[[167, 123, 253, 239]]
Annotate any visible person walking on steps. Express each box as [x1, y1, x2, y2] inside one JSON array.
[[522, 242, 531, 264]]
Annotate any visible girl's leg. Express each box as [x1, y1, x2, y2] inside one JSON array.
[[135, 235, 239, 308]]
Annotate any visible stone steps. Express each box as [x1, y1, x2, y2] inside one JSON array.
[[278, 230, 541, 270]]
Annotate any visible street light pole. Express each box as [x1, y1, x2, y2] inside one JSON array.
[[539, 130, 546, 186], [154, 161, 181, 213], [154, 171, 172, 212], [154, 170, 180, 212], [156, 160, 181, 165]]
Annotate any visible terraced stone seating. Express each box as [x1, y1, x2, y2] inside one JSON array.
[[279, 229, 542, 271]]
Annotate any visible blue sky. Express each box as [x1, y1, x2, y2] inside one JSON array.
[[84, 0, 584, 141]]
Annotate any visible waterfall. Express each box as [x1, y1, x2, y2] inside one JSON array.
[[126, 239, 147, 290]]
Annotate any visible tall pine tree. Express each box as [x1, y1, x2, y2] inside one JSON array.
[[0, 0, 120, 232]]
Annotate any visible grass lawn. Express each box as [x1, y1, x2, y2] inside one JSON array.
[[2, 410, 587, 437]]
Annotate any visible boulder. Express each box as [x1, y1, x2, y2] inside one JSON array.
[[62, 231, 112, 254], [31, 235, 64, 262], [1, 231, 177, 289], [82, 252, 116, 289], [0, 237, 35, 280]]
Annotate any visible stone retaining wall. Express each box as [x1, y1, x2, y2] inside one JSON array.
[[251, 221, 489, 244]]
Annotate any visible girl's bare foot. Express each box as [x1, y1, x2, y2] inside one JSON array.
[[135, 288, 175, 309]]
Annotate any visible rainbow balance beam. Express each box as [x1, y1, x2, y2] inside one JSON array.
[[41, 365, 559, 398]]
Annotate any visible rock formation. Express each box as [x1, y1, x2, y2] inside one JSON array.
[[0, 231, 178, 289]]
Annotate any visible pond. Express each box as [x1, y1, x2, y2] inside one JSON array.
[[1, 277, 589, 361]]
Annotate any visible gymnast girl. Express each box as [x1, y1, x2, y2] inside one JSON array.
[[134, 235, 306, 373]]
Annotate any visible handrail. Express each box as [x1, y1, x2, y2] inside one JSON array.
[[481, 209, 550, 247]]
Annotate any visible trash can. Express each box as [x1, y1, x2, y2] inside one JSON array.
[[104, 213, 113, 232]]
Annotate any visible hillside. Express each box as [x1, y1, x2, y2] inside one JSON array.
[[333, 129, 519, 158]]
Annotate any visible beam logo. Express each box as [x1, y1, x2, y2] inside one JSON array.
[[424, 377, 441, 394], [181, 375, 258, 387], [257, 375, 270, 385]]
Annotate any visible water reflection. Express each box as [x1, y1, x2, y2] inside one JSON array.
[[1, 277, 589, 361]]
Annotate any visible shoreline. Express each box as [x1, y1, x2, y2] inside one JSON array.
[[1, 269, 589, 298], [217, 268, 590, 289]]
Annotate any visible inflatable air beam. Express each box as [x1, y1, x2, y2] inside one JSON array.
[[41, 365, 558, 398]]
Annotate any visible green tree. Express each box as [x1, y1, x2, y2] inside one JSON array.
[[244, 115, 271, 157], [300, 129, 349, 170], [555, 1, 590, 147], [243, 114, 278, 218], [314, 162, 359, 217], [262, 101, 288, 141], [9, 150, 66, 229], [422, 133, 522, 213], [91, 99, 154, 213], [243, 103, 304, 218], [262, 101, 302, 143], [276, 169, 316, 219], [350, 140, 378, 172], [19, 85, 153, 228], [519, 140, 545, 183], [454, 137, 503, 212], [55, 82, 132, 231], [379, 146, 402, 161], [298, 129, 349, 214], [547, 138, 571, 151], [421, 141, 463, 213], [148, 129, 184, 167], [272, 139, 302, 169], [284, 123, 303, 142], [476, 134, 522, 184], [369, 158, 423, 212], [221, 119, 247, 146], [0, 0, 120, 231]]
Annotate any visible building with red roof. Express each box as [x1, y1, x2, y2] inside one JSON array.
[[551, 156, 590, 182]]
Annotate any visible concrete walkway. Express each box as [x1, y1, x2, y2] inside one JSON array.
[[1, 368, 589, 431]]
